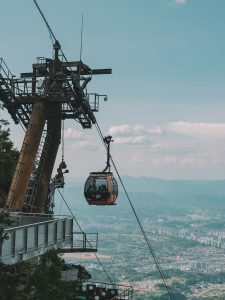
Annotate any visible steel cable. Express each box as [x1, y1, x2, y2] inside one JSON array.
[[95, 122, 176, 300], [57, 188, 115, 286]]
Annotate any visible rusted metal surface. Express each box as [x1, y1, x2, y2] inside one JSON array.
[[33, 103, 62, 213], [5, 101, 47, 211], [0, 41, 111, 214]]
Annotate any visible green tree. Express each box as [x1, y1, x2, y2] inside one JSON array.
[[0, 262, 30, 300], [0, 249, 92, 300], [0, 119, 19, 195], [0, 210, 14, 256], [25, 250, 68, 300]]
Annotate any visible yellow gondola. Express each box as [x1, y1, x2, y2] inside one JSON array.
[[84, 136, 118, 205]]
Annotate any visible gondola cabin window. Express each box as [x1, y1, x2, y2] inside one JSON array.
[[110, 177, 118, 198], [84, 173, 118, 205]]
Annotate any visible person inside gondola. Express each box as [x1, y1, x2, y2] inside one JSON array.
[[97, 184, 107, 200], [91, 183, 97, 200], [86, 185, 92, 199]]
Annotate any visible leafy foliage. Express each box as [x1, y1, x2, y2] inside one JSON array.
[[0, 261, 30, 300], [0, 211, 14, 256], [0, 249, 92, 299], [0, 119, 19, 193]]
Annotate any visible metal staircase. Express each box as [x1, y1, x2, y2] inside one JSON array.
[[23, 128, 51, 212], [0, 58, 30, 127]]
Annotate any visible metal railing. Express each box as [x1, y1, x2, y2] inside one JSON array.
[[63, 232, 98, 253], [75, 282, 133, 300], [0, 57, 25, 95], [0, 214, 99, 264], [0, 217, 73, 264], [0, 58, 14, 79]]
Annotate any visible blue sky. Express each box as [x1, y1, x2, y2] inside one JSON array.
[[1, 0, 225, 179]]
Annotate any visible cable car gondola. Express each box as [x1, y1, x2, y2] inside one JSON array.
[[84, 136, 118, 205]]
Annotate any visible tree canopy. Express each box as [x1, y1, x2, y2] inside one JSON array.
[[0, 118, 19, 196]]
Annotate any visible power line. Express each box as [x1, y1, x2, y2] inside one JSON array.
[[61, 119, 65, 161], [33, 0, 57, 43], [80, 13, 84, 62], [33, 0, 115, 287], [32, 1, 174, 297], [95, 122, 176, 300], [33, 0, 95, 127]]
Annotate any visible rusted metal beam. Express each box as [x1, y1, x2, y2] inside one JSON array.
[[5, 100, 47, 211], [20, 68, 112, 78], [33, 103, 61, 213], [15, 96, 47, 104]]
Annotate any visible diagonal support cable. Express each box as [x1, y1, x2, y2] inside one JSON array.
[[57, 188, 115, 286], [95, 122, 176, 300]]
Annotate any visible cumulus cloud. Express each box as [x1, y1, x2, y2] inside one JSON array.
[[108, 124, 164, 145], [114, 136, 151, 145], [167, 122, 225, 140], [63, 127, 101, 151], [109, 124, 164, 136], [173, 0, 187, 5], [62, 122, 225, 179], [64, 128, 83, 140], [76, 140, 100, 150], [108, 121, 225, 145]]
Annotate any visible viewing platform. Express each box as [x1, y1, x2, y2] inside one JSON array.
[[0, 213, 98, 265], [75, 282, 133, 300]]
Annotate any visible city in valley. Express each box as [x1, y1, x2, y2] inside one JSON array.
[[59, 178, 225, 299]]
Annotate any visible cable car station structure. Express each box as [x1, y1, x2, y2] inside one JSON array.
[[0, 43, 135, 298], [1, 40, 111, 213], [0, 2, 179, 298], [0, 36, 110, 249], [0, 2, 136, 299], [0, 26, 135, 300]]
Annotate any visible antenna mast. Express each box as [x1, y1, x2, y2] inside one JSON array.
[[80, 13, 84, 62]]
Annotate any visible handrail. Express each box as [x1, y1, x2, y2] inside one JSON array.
[[3, 217, 70, 232], [0, 217, 73, 264], [8, 211, 73, 218], [112, 286, 133, 299], [0, 57, 14, 79], [0, 58, 29, 95], [80, 282, 133, 299], [0, 217, 99, 264]]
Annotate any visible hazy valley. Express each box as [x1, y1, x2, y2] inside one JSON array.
[[56, 177, 225, 299]]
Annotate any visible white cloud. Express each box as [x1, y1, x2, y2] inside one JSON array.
[[173, 0, 187, 5], [77, 140, 100, 150], [64, 128, 83, 140], [167, 122, 225, 140], [114, 136, 151, 145], [109, 124, 164, 137], [62, 122, 225, 179], [108, 124, 164, 145], [63, 127, 102, 151]]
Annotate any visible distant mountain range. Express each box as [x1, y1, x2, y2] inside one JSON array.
[[121, 176, 225, 197], [57, 176, 225, 221], [67, 176, 225, 196]]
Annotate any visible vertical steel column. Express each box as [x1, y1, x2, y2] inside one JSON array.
[[70, 219, 73, 250], [5, 101, 47, 211], [54, 221, 58, 244], [35, 224, 39, 250], [45, 223, 49, 246], [12, 230, 16, 257], [32, 102, 61, 213], [24, 227, 28, 253]]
